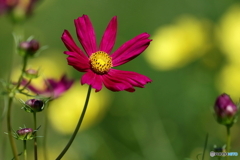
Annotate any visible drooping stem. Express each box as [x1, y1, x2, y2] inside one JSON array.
[[7, 97, 19, 160], [226, 125, 231, 160], [33, 112, 38, 160], [23, 140, 27, 160], [56, 85, 92, 160]]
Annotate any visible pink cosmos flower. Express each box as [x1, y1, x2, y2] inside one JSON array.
[[22, 74, 74, 99], [61, 15, 152, 92]]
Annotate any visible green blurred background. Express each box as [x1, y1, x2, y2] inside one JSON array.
[[1, 0, 240, 160]]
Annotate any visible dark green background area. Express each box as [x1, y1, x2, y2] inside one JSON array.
[[1, 0, 239, 159]]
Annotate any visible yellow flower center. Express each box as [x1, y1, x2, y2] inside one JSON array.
[[89, 51, 112, 74]]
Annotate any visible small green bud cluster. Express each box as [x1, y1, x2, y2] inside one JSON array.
[[6, 126, 40, 141]]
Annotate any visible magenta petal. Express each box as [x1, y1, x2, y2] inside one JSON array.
[[125, 88, 135, 92], [46, 75, 73, 90], [46, 75, 74, 98], [102, 72, 134, 92], [81, 71, 103, 92], [65, 51, 90, 72], [99, 16, 117, 53], [0, 1, 7, 15], [108, 69, 152, 89], [74, 15, 97, 56], [61, 30, 85, 55], [111, 33, 152, 67]]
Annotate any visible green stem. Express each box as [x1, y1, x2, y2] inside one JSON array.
[[33, 112, 38, 160], [201, 133, 208, 160], [5, 23, 25, 160], [43, 109, 49, 160], [7, 96, 19, 160], [56, 85, 92, 160], [0, 96, 8, 160], [226, 125, 231, 160], [7, 53, 28, 160], [16, 55, 28, 89], [19, 79, 32, 92], [23, 140, 27, 160]]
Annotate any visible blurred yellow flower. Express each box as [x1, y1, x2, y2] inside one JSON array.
[[145, 15, 210, 70], [48, 83, 110, 134], [216, 63, 240, 101], [216, 5, 240, 64], [215, 4, 240, 100]]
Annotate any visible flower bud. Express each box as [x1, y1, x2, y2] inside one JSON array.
[[24, 69, 39, 79], [1, 0, 39, 23], [214, 93, 238, 126], [19, 39, 40, 56], [16, 128, 34, 140], [25, 99, 44, 112]]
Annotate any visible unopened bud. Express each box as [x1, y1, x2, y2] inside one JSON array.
[[24, 69, 38, 79], [24, 99, 44, 112], [6, 0, 39, 23], [19, 39, 40, 56], [214, 93, 238, 126], [16, 128, 34, 140]]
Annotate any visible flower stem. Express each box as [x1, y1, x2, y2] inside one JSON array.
[[226, 125, 231, 160], [19, 79, 32, 92], [33, 112, 38, 160], [5, 23, 25, 160], [0, 96, 8, 160], [7, 96, 19, 160], [201, 133, 208, 160], [56, 85, 92, 160], [23, 140, 27, 160], [43, 109, 49, 160], [16, 55, 28, 89], [7, 53, 29, 160]]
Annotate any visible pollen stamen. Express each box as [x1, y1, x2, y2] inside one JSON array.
[[90, 51, 112, 74]]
